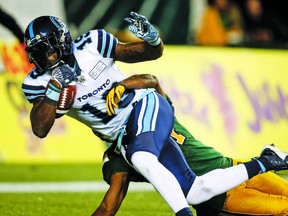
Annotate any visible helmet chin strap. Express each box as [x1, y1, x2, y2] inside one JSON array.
[[62, 43, 72, 55]]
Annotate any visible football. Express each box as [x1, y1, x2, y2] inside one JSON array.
[[56, 81, 77, 117]]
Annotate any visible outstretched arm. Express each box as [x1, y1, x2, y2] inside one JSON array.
[[106, 74, 167, 116], [92, 172, 130, 216], [115, 41, 163, 63], [115, 12, 164, 63]]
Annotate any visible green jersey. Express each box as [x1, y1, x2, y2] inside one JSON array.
[[171, 116, 233, 176]]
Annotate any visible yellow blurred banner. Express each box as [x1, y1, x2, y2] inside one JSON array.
[[0, 42, 288, 163], [118, 46, 288, 160]]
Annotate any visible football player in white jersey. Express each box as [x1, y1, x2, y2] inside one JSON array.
[[21, 12, 288, 216], [22, 12, 194, 216]]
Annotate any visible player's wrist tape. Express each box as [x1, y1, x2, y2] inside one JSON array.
[[44, 83, 61, 106], [148, 37, 161, 46]]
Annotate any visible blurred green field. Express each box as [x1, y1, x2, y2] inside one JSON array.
[[0, 163, 193, 216], [0, 163, 287, 216], [0, 191, 177, 216], [0, 163, 103, 182]]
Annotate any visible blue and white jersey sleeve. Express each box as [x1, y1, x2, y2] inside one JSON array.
[[21, 68, 51, 103], [73, 29, 118, 59], [95, 29, 118, 58]]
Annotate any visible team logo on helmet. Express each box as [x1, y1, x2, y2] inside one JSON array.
[[51, 17, 69, 34]]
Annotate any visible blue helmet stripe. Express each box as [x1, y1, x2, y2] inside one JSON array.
[[50, 16, 61, 29], [28, 20, 35, 39]]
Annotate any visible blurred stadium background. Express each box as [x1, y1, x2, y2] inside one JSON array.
[[1, 0, 288, 164], [0, 0, 288, 215]]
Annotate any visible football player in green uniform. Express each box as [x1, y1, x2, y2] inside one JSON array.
[[92, 74, 288, 216]]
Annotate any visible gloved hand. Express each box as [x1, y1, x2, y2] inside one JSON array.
[[106, 84, 126, 116], [124, 11, 160, 46], [51, 64, 77, 88]]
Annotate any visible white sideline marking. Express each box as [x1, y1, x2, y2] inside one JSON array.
[[0, 181, 154, 193]]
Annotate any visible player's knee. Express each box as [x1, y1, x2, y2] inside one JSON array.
[[131, 151, 158, 177], [196, 177, 214, 194], [186, 177, 215, 205]]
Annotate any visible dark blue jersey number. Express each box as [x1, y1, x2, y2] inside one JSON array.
[[80, 91, 135, 124], [74, 32, 92, 50], [80, 103, 115, 124]]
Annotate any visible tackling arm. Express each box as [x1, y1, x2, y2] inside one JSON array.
[[92, 172, 130, 216], [121, 74, 166, 97], [106, 74, 167, 115]]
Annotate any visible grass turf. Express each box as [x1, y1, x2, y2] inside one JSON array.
[[0, 163, 287, 216], [0, 163, 184, 215], [0, 163, 103, 182], [0, 191, 178, 216]]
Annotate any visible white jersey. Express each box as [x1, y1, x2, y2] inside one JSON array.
[[22, 29, 152, 142]]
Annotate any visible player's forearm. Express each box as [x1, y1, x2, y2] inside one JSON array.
[[92, 173, 129, 216], [92, 189, 125, 216], [92, 207, 114, 216], [120, 74, 166, 98], [30, 78, 64, 138], [115, 41, 164, 63], [120, 74, 157, 89], [30, 98, 57, 138]]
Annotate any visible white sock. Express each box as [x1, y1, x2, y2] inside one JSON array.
[[186, 164, 249, 204], [131, 151, 189, 213]]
